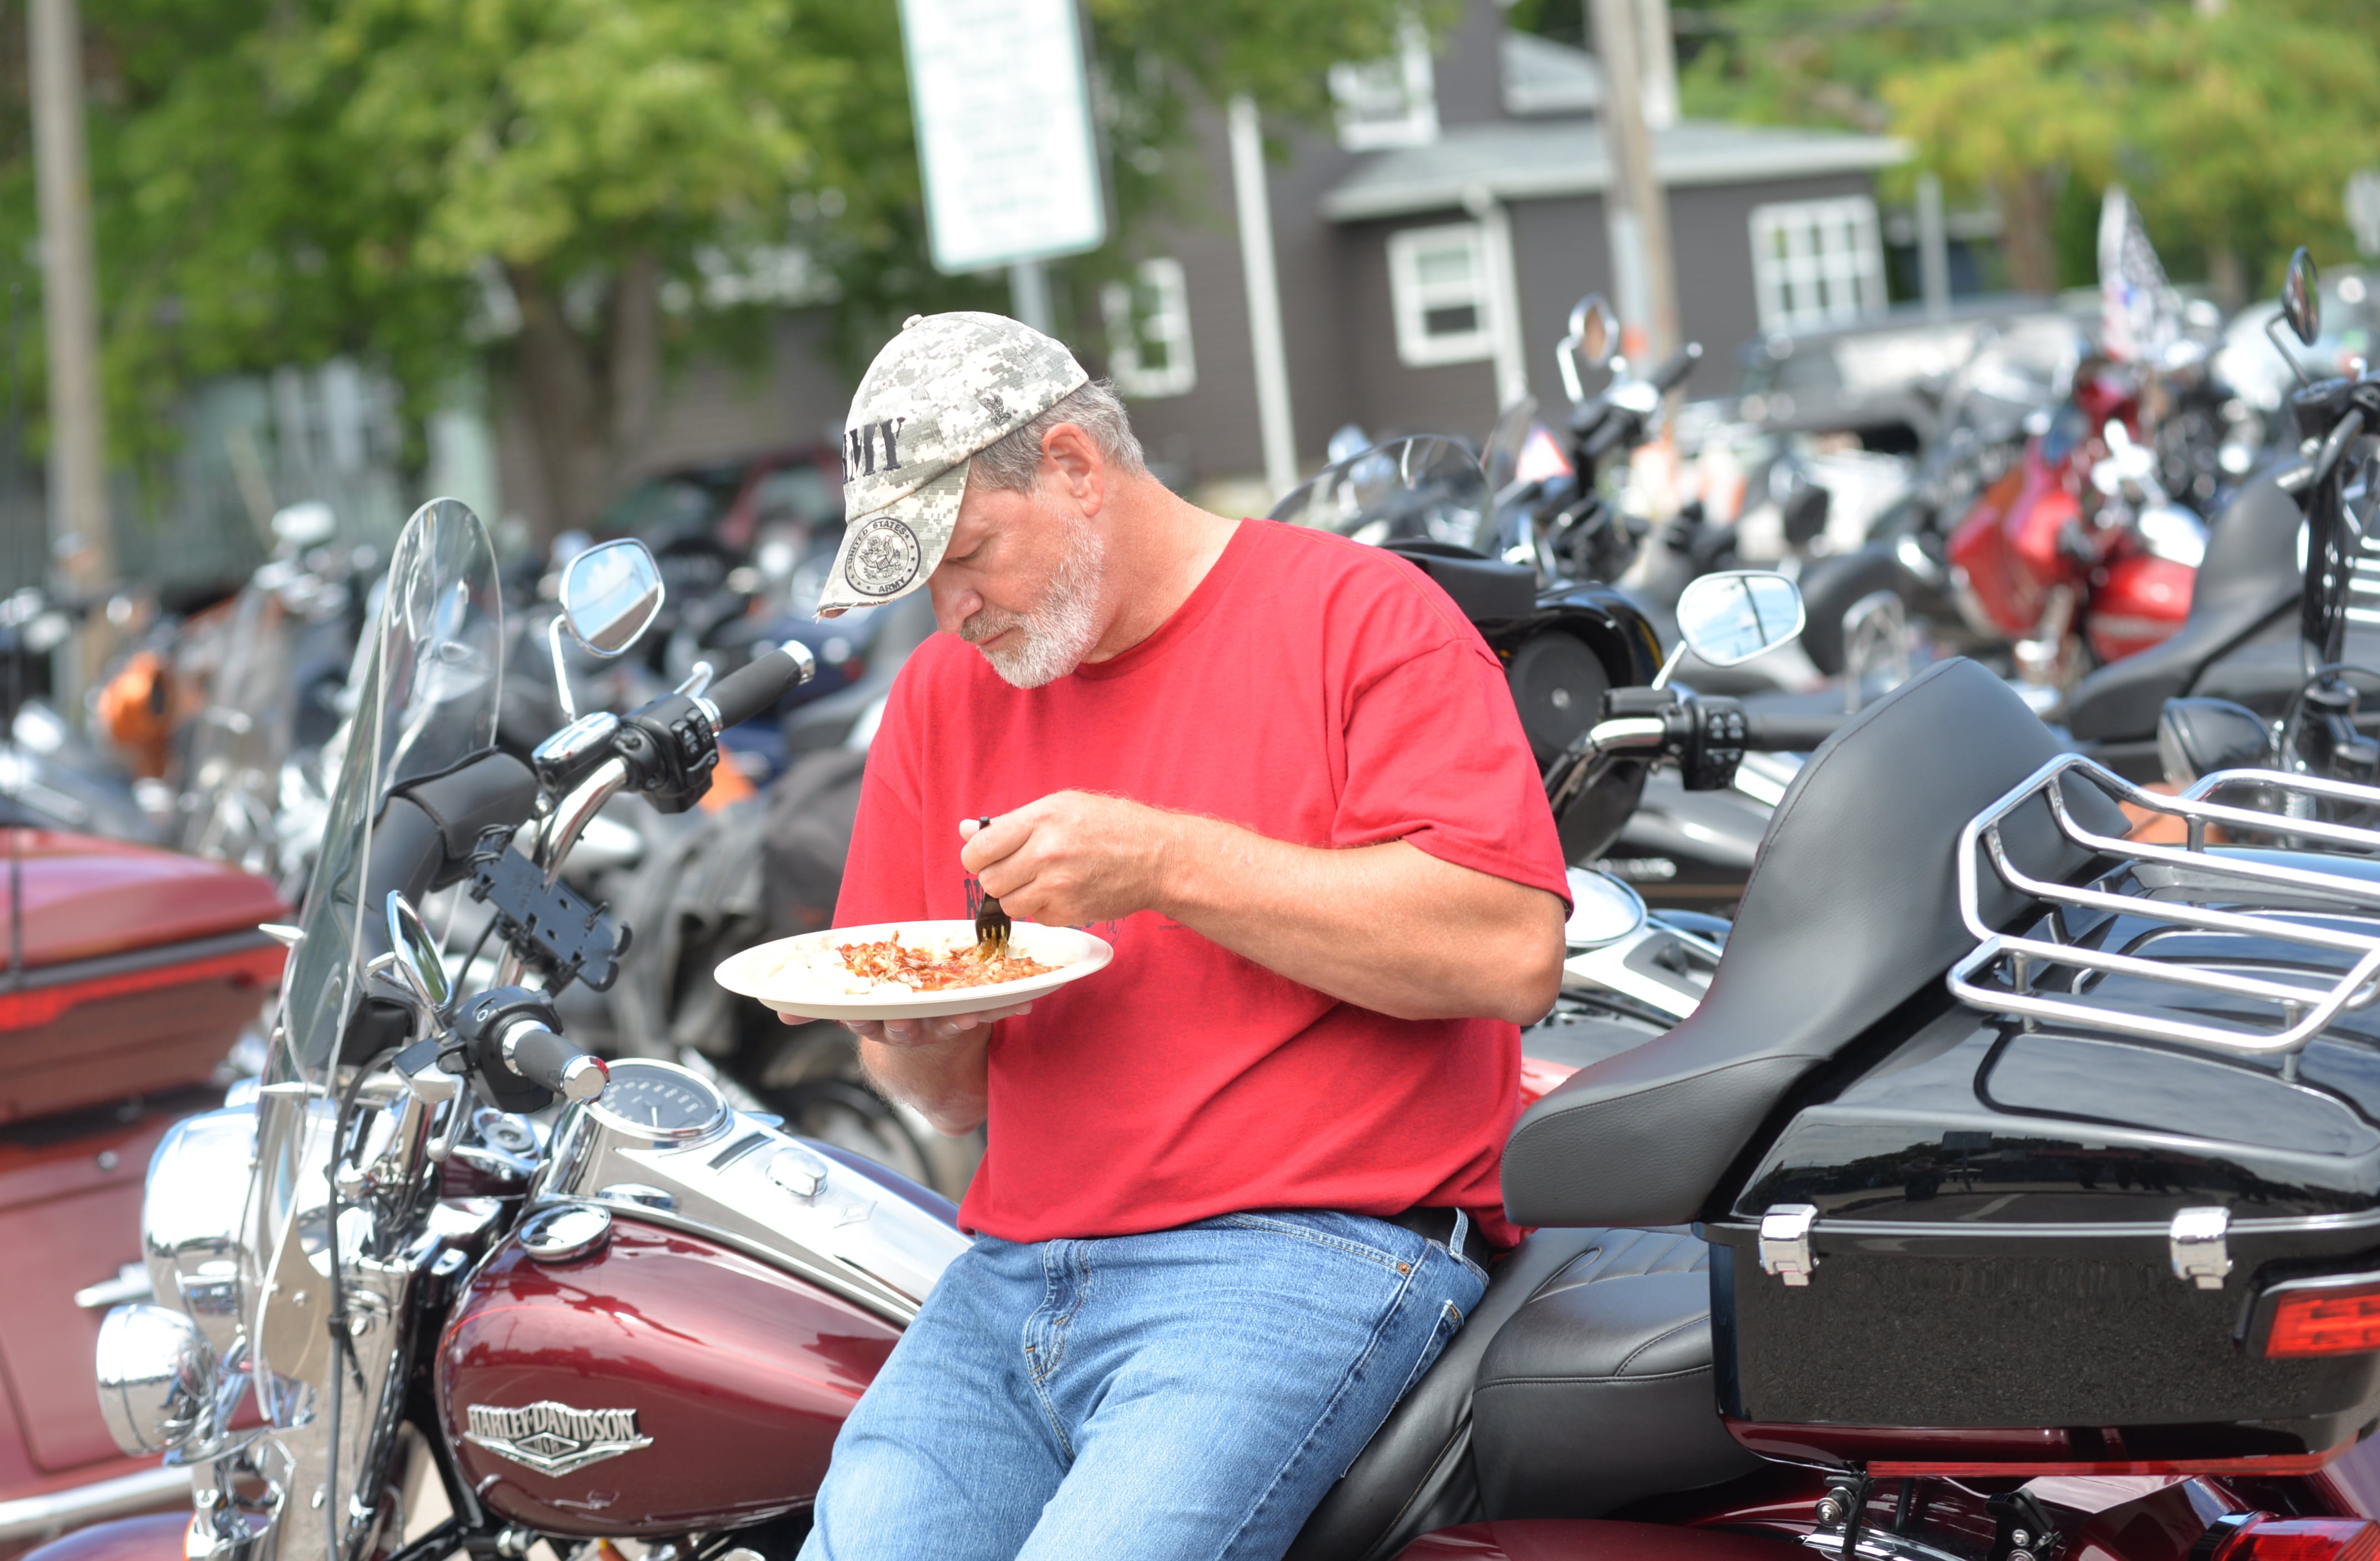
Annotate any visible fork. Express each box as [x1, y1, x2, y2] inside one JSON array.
[[973, 816, 1011, 959]]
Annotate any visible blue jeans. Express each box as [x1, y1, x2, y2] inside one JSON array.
[[799, 1209, 1489, 1561]]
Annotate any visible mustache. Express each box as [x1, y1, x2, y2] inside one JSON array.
[[959, 608, 1026, 646]]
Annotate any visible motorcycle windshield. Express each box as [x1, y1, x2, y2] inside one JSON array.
[[250, 499, 499, 1419], [1269, 435, 1490, 552], [271, 497, 501, 1092]]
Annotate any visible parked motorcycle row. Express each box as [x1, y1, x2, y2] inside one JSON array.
[[19, 211, 2380, 1561]]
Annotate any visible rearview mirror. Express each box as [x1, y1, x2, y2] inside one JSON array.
[[559, 538, 666, 657], [1557, 294, 1621, 404], [2283, 248, 2321, 348], [1675, 571, 1806, 668], [381, 891, 451, 1014]]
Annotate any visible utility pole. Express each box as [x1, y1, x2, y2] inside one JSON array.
[[1589, 0, 1678, 367], [1228, 96, 1298, 499], [28, 0, 111, 612]]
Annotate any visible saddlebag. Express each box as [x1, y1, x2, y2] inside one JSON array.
[[1707, 758, 2380, 1472], [0, 833, 284, 1123]]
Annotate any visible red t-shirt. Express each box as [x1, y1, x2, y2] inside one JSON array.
[[833, 519, 1571, 1245]]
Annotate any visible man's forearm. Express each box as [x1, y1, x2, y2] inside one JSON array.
[[858, 1029, 991, 1135], [1150, 815, 1563, 1024]]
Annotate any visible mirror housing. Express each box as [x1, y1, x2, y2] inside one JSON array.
[[559, 538, 666, 657], [2157, 697, 2273, 785], [1674, 571, 1807, 668], [1557, 294, 1621, 403], [2283, 247, 2322, 348], [382, 891, 451, 1014]]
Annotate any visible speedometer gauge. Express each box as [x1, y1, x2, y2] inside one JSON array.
[[586, 1059, 729, 1143]]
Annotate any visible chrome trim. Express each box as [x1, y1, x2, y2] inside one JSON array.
[[463, 1403, 652, 1476], [2170, 1206, 2234, 1289], [1758, 1204, 1819, 1286], [0, 1464, 190, 1544], [77, 1262, 153, 1310], [1561, 922, 1717, 1020], [535, 1104, 969, 1326], [1950, 753, 2380, 1057]]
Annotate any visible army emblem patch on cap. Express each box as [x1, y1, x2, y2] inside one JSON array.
[[815, 311, 1091, 616], [843, 516, 922, 598]]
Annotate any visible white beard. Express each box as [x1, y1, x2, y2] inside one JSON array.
[[962, 512, 1107, 689]]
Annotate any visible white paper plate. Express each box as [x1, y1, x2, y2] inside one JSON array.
[[714, 920, 1114, 1021]]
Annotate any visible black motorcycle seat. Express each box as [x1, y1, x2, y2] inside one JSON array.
[[1471, 1228, 1759, 1519], [1503, 657, 2128, 1229], [1287, 1227, 1607, 1561], [2063, 466, 2306, 742]]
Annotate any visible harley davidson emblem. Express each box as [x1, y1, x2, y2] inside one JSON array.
[[465, 1402, 653, 1476]]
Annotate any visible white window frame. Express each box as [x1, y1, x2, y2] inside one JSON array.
[[1387, 222, 1494, 368], [1328, 19, 1438, 152], [1748, 196, 1888, 335], [1101, 257, 1197, 398]]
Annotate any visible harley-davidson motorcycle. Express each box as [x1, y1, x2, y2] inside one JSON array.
[[50, 488, 2380, 1561]]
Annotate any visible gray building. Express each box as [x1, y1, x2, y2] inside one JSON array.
[[1106, 0, 1907, 502], [483, 0, 1908, 530]]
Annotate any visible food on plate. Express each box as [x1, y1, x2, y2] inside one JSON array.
[[838, 933, 1057, 991], [752, 929, 1061, 999]]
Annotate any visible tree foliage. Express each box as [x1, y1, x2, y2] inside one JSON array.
[[12, 0, 1426, 529], [1637, 0, 2380, 301], [1884, 4, 2380, 299]]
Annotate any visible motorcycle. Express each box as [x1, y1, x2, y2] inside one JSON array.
[[54, 493, 2380, 1561], [0, 819, 289, 1556], [2062, 247, 2380, 773]]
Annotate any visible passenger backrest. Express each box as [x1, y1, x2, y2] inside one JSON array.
[[1504, 656, 2124, 1227]]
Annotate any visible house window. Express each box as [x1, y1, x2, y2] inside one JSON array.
[[1329, 19, 1438, 151], [1102, 257, 1197, 398], [1387, 223, 1492, 367], [1749, 196, 1888, 334]]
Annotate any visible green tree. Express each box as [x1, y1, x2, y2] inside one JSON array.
[[1886, 4, 2380, 302], [20, 0, 1427, 535]]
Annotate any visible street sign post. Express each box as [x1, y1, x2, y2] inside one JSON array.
[[898, 0, 1107, 288]]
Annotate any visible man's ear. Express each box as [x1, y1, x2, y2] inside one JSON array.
[[1041, 422, 1104, 512]]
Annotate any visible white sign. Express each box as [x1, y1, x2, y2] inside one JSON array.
[[899, 0, 1107, 274]]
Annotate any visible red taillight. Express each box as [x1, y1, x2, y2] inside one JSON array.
[[2263, 1284, 2380, 1357], [2209, 1519, 2380, 1561]]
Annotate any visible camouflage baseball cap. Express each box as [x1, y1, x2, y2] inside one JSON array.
[[817, 311, 1089, 616]]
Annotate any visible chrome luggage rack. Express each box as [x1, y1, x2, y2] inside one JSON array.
[[1948, 753, 2380, 1059]]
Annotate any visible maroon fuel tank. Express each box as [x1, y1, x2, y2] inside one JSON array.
[[434, 1217, 902, 1535]]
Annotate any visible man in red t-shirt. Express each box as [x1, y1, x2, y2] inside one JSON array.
[[788, 312, 1569, 1561]]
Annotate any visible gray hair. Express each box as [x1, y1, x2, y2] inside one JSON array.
[[968, 378, 1147, 492]]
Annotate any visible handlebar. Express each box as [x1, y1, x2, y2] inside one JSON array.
[[1743, 712, 1847, 752], [498, 1018, 608, 1103], [1648, 343, 1703, 394], [706, 642, 817, 730]]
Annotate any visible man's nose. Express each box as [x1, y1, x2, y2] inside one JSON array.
[[928, 579, 981, 635]]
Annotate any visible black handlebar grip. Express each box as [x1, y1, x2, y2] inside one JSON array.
[[706, 643, 817, 731], [501, 1020, 608, 1103], [1582, 416, 1632, 463], [1742, 711, 1847, 752], [1649, 343, 1704, 393]]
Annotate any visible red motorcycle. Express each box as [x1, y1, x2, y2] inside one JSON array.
[[1946, 371, 2204, 688], [41, 499, 2380, 1561], [0, 828, 283, 1555]]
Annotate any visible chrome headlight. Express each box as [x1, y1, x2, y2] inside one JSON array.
[[144, 1105, 257, 1359], [96, 1303, 216, 1455]]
